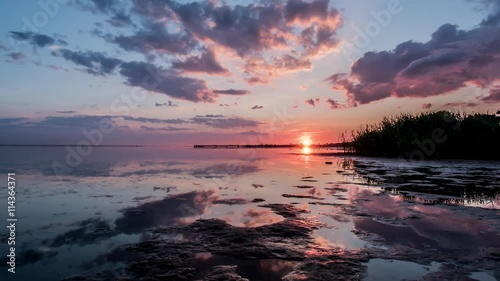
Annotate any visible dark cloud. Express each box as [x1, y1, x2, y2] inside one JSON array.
[[422, 103, 432, 109], [6, 52, 25, 61], [0, 43, 9, 51], [140, 125, 190, 131], [76, 0, 121, 13], [54, 49, 122, 76], [172, 47, 229, 75], [107, 12, 134, 27], [112, 23, 197, 55], [328, 9, 500, 105], [155, 101, 178, 107], [479, 0, 500, 26], [123, 0, 341, 83], [482, 88, 500, 103], [305, 98, 320, 106], [191, 116, 261, 129], [240, 130, 269, 136], [326, 98, 342, 109], [119, 61, 216, 102], [9, 31, 66, 48], [35, 115, 116, 128], [122, 116, 187, 125], [212, 89, 250, 96], [56, 110, 78, 114], [251, 105, 264, 110], [444, 102, 479, 107], [245, 76, 269, 85], [271, 54, 312, 71], [196, 114, 225, 118], [0, 118, 28, 126]]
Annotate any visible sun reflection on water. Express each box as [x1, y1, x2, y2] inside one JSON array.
[[302, 146, 312, 154]]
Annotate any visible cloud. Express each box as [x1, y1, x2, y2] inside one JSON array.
[[326, 98, 343, 109], [196, 114, 225, 118], [212, 89, 250, 96], [140, 125, 190, 131], [6, 52, 25, 61], [50, 48, 225, 102], [122, 116, 187, 125], [240, 130, 269, 136], [245, 76, 269, 85], [155, 101, 178, 107], [444, 102, 479, 107], [119, 61, 216, 102], [251, 105, 264, 110], [327, 6, 500, 106], [0, 118, 28, 126], [34, 115, 116, 128], [112, 23, 197, 55], [482, 87, 500, 103], [9, 31, 66, 48], [73, 0, 134, 27], [54, 49, 122, 76], [124, 0, 341, 82], [106, 12, 134, 27], [0, 43, 9, 51], [56, 110, 78, 114], [305, 98, 320, 106], [191, 116, 261, 129], [422, 103, 432, 109], [172, 47, 230, 75], [271, 54, 312, 71]]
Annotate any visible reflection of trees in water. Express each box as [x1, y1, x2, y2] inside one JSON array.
[[386, 188, 500, 208], [335, 158, 500, 205], [335, 158, 384, 185]]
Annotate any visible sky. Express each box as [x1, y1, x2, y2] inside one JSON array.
[[0, 0, 499, 145]]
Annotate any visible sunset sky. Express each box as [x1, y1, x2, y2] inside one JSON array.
[[1, 0, 499, 145]]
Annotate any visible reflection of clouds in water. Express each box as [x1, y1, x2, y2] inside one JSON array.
[[47, 218, 116, 247], [406, 205, 500, 250], [115, 190, 217, 234], [353, 194, 500, 252], [191, 163, 261, 178], [46, 191, 218, 249], [358, 194, 410, 219], [241, 208, 282, 227], [347, 186, 376, 203]]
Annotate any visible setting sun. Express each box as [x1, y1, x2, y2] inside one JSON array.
[[301, 137, 312, 147]]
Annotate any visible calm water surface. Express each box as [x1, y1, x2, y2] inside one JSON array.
[[0, 147, 498, 280]]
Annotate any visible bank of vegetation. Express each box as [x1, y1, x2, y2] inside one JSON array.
[[341, 111, 500, 160]]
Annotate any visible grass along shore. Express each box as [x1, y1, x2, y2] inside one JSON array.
[[342, 111, 500, 160]]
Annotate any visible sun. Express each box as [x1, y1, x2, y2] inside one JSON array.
[[302, 137, 312, 147]]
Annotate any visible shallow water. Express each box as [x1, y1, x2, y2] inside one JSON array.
[[0, 147, 498, 280]]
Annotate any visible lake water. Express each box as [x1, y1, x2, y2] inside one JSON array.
[[0, 147, 499, 281]]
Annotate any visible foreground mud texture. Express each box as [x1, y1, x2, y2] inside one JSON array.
[[63, 204, 373, 281]]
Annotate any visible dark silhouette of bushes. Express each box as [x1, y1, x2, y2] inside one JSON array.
[[347, 111, 500, 160]]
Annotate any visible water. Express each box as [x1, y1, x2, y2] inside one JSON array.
[[0, 147, 498, 280]]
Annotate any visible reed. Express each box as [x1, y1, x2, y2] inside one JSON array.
[[346, 111, 500, 159]]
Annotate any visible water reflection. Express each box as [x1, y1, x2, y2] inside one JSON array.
[[0, 147, 499, 280], [302, 146, 312, 155]]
